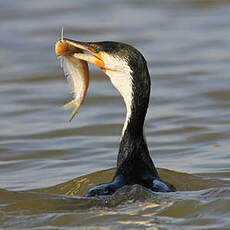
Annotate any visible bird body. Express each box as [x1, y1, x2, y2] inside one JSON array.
[[55, 39, 176, 196]]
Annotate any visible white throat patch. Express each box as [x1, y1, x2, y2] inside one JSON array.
[[101, 53, 133, 137]]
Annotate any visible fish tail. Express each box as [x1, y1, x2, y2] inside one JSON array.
[[62, 100, 80, 122]]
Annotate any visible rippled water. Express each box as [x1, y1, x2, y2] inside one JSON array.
[[1, 0, 230, 229]]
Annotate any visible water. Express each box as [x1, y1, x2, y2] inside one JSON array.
[[1, 0, 230, 229]]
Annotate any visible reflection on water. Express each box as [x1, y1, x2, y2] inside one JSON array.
[[0, 0, 230, 229]]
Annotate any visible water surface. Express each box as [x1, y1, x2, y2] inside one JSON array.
[[1, 0, 230, 229]]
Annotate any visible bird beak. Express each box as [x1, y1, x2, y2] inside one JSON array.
[[55, 38, 105, 71], [55, 38, 107, 122]]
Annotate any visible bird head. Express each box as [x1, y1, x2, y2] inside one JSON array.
[[55, 39, 150, 135]]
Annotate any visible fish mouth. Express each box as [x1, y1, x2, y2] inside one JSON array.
[[55, 38, 105, 71]]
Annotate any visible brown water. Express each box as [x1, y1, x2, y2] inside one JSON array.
[[1, 0, 230, 229]]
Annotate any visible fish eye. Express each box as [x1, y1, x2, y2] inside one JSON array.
[[94, 47, 100, 53]]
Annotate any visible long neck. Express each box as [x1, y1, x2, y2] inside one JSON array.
[[118, 66, 150, 167], [116, 62, 159, 181]]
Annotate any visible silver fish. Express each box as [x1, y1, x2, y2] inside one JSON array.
[[55, 39, 89, 122]]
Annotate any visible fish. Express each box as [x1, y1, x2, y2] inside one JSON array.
[[55, 39, 89, 122]]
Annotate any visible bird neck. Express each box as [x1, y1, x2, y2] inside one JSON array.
[[120, 58, 150, 149], [118, 78, 150, 165], [116, 61, 158, 180]]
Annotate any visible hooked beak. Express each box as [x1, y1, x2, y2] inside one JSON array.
[[55, 38, 105, 71]]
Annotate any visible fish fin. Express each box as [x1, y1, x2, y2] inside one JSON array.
[[62, 100, 80, 122], [61, 26, 64, 40]]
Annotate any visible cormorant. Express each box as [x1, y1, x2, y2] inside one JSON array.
[[55, 39, 176, 197]]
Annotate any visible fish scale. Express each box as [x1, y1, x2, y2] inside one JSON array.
[[55, 40, 89, 122]]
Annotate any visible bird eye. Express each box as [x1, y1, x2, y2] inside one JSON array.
[[94, 47, 100, 53]]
